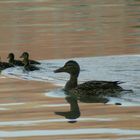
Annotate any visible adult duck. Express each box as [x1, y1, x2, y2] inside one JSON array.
[[20, 53, 39, 71], [20, 52, 40, 65], [54, 60, 128, 100], [7, 53, 24, 66]]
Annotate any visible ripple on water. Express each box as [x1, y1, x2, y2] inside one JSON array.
[[0, 103, 25, 110], [45, 89, 67, 98], [0, 128, 139, 138], [0, 117, 118, 126], [0, 103, 25, 106]]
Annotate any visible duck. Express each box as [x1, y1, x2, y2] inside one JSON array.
[[7, 53, 24, 66], [54, 60, 127, 100], [20, 52, 40, 65], [20, 52, 39, 71], [0, 62, 13, 70], [0, 58, 13, 71]]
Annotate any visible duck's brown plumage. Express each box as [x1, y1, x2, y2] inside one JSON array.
[[20, 52, 40, 65], [0, 62, 13, 70], [0, 56, 13, 70], [20, 52, 39, 71], [24, 62, 39, 71], [69, 80, 123, 98], [7, 53, 24, 66], [54, 60, 126, 100]]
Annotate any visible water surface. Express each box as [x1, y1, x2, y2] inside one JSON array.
[[0, 0, 140, 139]]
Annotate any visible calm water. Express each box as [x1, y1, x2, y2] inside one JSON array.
[[0, 0, 140, 59], [0, 0, 140, 139]]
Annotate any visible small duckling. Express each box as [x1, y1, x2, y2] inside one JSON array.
[[20, 53, 39, 71], [0, 57, 13, 70], [7, 53, 24, 66], [20, 52, 40, 65]]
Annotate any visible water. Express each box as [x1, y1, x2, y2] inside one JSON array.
[[2, 55, 140, 106], [0, 128, 140, 138], [0, 117, 117, 127], [0, 0, 140, 139], [0, 0, 140, 59]]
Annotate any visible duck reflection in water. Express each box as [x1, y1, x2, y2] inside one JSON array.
[[55, 95, 80, 123], [55, 93, 109, 123]]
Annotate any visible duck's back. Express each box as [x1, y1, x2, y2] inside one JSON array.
[[24, 65, 39, 71], [0, 62, 13, 70], [69, 80, 124, 98], [29, 60, 40, 65], [14, 60, 24, 66]]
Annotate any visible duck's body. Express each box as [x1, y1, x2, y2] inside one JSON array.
[[67, 80, 123, 99], [54, 60, 126, 100], [21, 52, 40, 65], [0, 61, 13, 70], [7, 53, 24, 66], [20, 52, 39, 71], [29, 59, 40, 65], [24, 62, 39, 71]]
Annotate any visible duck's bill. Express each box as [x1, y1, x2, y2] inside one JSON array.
[[54, 67, 65, 73]]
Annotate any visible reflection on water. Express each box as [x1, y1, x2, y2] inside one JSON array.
[[54, 94, 113, 123], [55, 96, 80, 123]]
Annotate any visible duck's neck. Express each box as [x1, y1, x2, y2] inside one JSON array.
[[9, 58, 14, 64], [65, 74, 78, 90], [23, 58, 29, 67]]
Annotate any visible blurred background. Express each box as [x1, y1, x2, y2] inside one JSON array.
[[0, 0, 140, 60]]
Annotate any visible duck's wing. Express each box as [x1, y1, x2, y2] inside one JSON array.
[[78, 80, 123, 89], [73, 80, 124, 97]]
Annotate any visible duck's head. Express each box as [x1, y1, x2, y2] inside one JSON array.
[[7, 53, 14, 60], [54, 60, 80, 77], [20, 52, 29, 59]]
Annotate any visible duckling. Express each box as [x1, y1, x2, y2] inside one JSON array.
[[20, 52, 40, 65], [54, 60, 127, 100], [7, 53, 24, 66], [0, 57, 13, 70], [20, 53, 39, 71]]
